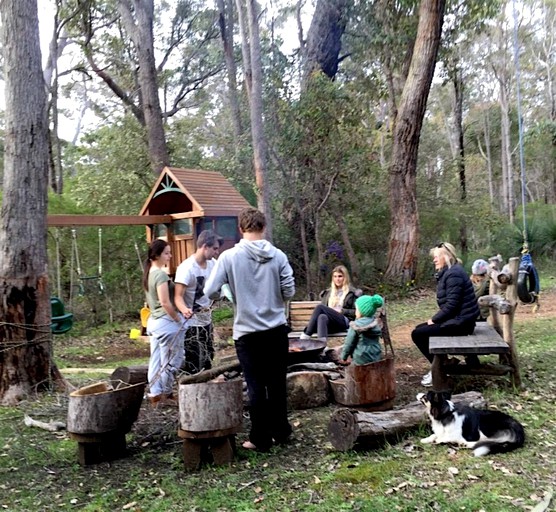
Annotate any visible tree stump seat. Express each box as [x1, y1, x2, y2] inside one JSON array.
[[329, 307, 396, 409], [178, 379, 243, 470], [67, 381, 145, 465]]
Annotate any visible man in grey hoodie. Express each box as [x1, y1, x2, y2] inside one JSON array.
[[204, 207, 295, 452]]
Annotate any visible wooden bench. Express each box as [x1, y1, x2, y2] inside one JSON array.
[[429, 256, 522, 391], [287, 301, 349, 339]]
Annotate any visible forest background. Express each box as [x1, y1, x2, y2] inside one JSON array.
[[1, 0, 556, 329]]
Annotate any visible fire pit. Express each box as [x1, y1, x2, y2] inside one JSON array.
[[288, 338, 327, 364]]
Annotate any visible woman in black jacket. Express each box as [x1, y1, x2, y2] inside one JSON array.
[[300, 265, 359, 341], [412, 242, 479, 386]]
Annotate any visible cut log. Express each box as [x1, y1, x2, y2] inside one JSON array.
[[179, 379, 243, 432], [67, 381, 145, 435], [328, 391, 486, 451], [478, 295, 512, 314], [178, 361, 242, 385], [286, 371, 330, 410], [330, 356, 396, 407], [110, 365, 148, 385]]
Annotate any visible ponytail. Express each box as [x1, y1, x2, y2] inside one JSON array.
[[142, 239, 169, 291]]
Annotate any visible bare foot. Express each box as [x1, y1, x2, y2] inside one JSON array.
[[242, 440, 257, 450]]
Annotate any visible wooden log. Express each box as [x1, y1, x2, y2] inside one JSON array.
[[179, 379, 243, 432], [330, 357, 396, 407], [178, 361, 242, 385], [67, 381, 145, 435], [110, 365, 148, 385], [478, 295, 512, 314], [328, 391, 486, 451]]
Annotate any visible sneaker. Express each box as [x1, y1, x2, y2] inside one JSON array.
[[299, 332, 311, 340], [421, 371, 432, 387]]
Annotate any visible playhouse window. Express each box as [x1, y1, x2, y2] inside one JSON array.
[[215, 217, 238, 238], [153, 223, 168, 239], [174, 219, 193, 236]]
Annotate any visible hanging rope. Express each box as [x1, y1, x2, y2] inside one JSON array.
[[511, 0, 539, 305]]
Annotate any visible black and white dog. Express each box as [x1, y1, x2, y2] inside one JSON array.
[[417, 391, 525, 457]]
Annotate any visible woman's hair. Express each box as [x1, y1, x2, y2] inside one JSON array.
[[430, 242, 462, 268], [142, 239, 169, 291], [328, 265, 351, 309]]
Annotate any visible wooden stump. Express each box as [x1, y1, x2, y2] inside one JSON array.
[[67, 381, 145, 465], [69, 431, 127, 466], [110, 365, 148, 385], [330, 356, 396, 408], [178, 379, 243, 469], [178, 427, 239, 471], [328, 391, 486, 451]]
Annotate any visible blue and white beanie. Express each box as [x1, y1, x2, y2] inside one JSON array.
[[471, 259, 489, 275]]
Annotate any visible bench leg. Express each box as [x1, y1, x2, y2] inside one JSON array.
[[431, 355, 451, 391]]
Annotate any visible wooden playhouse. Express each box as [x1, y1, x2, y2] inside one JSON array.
[[140, 167, 251, 274]]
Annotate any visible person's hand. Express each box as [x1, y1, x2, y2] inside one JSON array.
[[338, 358, 350, 366], [182, 307, 193, 319], [427, 318, 434, 325]]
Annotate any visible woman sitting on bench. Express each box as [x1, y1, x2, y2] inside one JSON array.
[[300, 265, 360, 342], [411, 242, 479, 387]]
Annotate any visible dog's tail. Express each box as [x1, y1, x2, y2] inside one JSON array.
[[472, 423, 525, 457]]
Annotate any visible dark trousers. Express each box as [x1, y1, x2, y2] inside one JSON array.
[[411, 321, 476, 363], [182, 324, 214, 374], [235, 325, 292, 451], [304, 304, 349, 338]]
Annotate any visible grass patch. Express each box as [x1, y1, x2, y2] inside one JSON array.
[[1, 287, 556, 511]]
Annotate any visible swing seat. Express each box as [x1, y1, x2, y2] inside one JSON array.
[[51, 297, 74, 335]]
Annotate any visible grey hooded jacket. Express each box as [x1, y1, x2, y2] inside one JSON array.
[[204, 238, 295, 339]]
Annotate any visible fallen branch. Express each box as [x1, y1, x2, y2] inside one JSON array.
[[178, 361, 242, 385], [328, 391, 486, 451], [24, 415, 66, 432]]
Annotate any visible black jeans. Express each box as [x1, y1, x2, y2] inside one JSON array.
[[304, 304, 349, 338], [411, 321, 476, 363], [235, 325, 292, 451]]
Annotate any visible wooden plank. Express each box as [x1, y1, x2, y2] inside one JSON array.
[[48, 214, 173, 226], [290, 301, 320, 309], [430, 323, 509, 355]]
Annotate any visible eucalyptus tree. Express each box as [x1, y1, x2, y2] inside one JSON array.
[[0, 0, 64, 403], [301, 0, 350, 90], [236, 0, 274, 239], [433, 0, 500, 255], [384, 0, 445, 282], [67, 0, 223, 175]]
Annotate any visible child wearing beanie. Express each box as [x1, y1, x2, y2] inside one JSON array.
[[471, 258, 490, 321], [340, 294, 384, 365]]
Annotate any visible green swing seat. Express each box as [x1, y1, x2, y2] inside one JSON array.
[[51, 297, 74, 335]]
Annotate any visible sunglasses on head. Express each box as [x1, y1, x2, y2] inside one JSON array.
[[436, 242, 456, 258]]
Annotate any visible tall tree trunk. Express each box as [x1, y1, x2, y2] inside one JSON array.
[[44, 4, 69, 194], [335, 214, 360, 280], [0, 0, 64, 404], [499, 77, 515, 223], [478, 108, 495, 207], [452, 68, 467, 256], [301, 0, 348, 90], [118, 0, 170, 175], [385, 0, 445, 282], [217, 0, 243, 144], [237, 0, 273, 240]]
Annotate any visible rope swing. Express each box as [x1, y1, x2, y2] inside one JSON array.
[[511, 0, 539, 305]]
